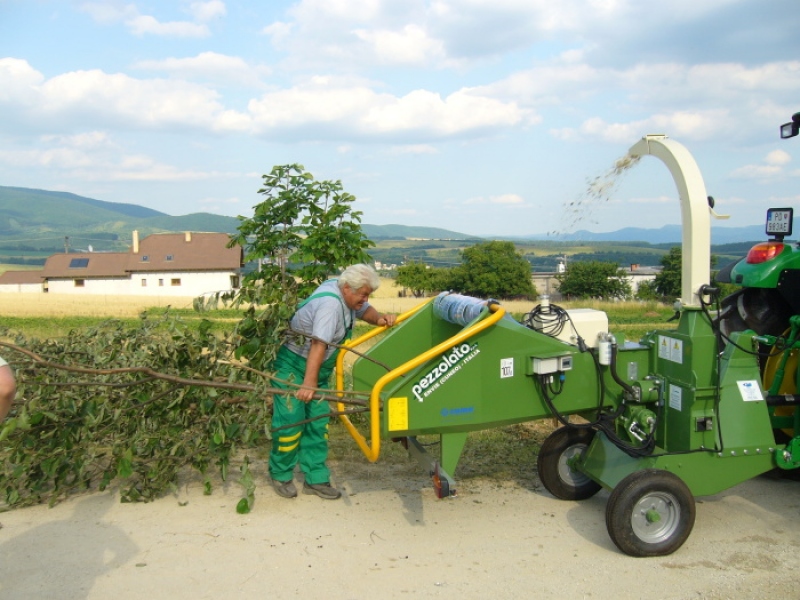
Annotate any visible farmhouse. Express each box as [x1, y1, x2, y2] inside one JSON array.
[[0, 231, 243, 297], [0, 269, 44, 293]]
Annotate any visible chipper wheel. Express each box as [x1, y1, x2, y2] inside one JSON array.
[[605, 469, 696, 557], [537, 426, 602, 501]]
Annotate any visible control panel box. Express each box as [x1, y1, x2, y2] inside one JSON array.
[[559, 308, 608, 348]]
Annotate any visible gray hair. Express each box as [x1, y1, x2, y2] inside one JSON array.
[[338, 264, 380, 291]]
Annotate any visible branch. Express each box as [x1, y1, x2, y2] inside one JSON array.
[[1, 341, 371, 407]]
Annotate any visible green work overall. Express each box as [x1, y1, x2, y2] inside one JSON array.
[[269, 289, 352, 485]]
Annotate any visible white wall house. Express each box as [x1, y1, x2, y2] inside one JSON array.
[[0, 231, 243, 297], [0, 269, 45, 293]]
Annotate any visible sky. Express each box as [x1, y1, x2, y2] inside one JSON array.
[[1, 0, 799, 238]]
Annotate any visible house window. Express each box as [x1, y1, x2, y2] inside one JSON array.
[[141, 255, 149, 262], [141, 278, 147, 287], [69, 258, 89, 268], [166, 254, 173, 261], [158, 279, 164, 287], [231, 275, 240, 289], [171, 278, 181, 286], [74, 279, 85, 287]]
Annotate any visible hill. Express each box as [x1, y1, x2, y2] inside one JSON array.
[[0, 185, 768, 271], [362, 223, 480, 240], [0, 186, 242, 257], [512, 224, 767, 245]]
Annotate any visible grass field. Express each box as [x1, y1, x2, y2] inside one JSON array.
[[0, 279, 676, 342]]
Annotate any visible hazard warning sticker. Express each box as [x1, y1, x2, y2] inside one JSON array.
[[658, 335, 683, 364]]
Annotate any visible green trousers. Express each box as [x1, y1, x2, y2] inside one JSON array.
[[269, 346, 336, 485]]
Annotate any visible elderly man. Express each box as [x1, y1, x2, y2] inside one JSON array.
[[270, 264, 396, 500], [0, 356, 16, 421]]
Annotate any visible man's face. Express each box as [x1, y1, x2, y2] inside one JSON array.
[[342, 284, 372, 311]]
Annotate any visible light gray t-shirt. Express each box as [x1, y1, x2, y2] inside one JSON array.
[[285, 279, 371, 361]]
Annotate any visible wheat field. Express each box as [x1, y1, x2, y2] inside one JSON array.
[[0, 278, 537, 319]]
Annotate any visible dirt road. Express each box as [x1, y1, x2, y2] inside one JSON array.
[[1, 462, 798, 600]]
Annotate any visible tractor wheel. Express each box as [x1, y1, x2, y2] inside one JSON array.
[[718, 288, 793, 361], [605, 469, 695, 557], [537, 426, 601, 501], [719, 288, 796, 437]]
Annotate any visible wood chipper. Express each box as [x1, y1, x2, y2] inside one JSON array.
[[333, 134, 800, 557]]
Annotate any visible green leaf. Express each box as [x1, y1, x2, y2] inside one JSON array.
[[236, 498, 251, 514]]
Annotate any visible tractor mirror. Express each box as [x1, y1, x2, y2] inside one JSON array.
[[781, 112, 800, 139], [780, 121, 798, 139]]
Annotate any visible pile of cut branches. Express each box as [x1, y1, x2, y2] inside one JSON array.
[[0, 312, 368, 513]]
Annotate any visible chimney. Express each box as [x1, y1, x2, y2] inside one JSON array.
[[185, 231, 192, 243], [132, 230, 139, 254]]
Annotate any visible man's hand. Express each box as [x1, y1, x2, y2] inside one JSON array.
[[377, 313, 396, 327], [296, 384, 316, 402]]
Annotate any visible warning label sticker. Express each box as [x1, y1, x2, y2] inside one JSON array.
[[658, 335, 683, 364], [737, 380, 764, 402], [387, 397, 409, 431]]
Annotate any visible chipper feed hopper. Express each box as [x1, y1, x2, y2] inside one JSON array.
[[335, 135, 800, 557]]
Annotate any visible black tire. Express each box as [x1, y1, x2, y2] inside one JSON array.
[[537, 426, 602, 501], [605, 469, 696, 557], [718, 288, 792, 364]]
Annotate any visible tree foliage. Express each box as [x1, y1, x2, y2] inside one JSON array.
[[646, 247, 719, 301], [449, 241, 536, 299], [651, 246, 682, 299], [222, 164, 374, 371], [556, 260, 632, 300], [395, 262, 432, 297], [0, 164, 375, 512]]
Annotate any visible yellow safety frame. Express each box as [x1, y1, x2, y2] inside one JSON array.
[[335, 300, 506, 462]]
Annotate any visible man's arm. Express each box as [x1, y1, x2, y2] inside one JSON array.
[[360, 305, 396, 327], [296, 340, 327, 402], [0, 364, 16, 421]]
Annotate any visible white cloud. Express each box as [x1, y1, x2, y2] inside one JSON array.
[[79, 2, 217, 37], [765, 149, 791, 166], [0, 60, 250, 134], [0, 130, 240, 182], [731, 149, 794, 180], [133, 52, 271, 86], [247, 77, 533, 140], [77, 2, 138, 24], [353, 25, 446, 67], [189, 1, 227, 22], [489, 193, 524, 205], [127, 15, 209, 37]]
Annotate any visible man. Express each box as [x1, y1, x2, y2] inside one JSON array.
[[0, 355, 16, 421], [270, 264, 396, 500]]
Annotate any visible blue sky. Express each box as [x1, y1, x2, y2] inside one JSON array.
[[1, 0, 798, 237]]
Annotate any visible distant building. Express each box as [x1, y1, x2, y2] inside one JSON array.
[[0, 231, 243, 297], [0, 269, 45, 293]]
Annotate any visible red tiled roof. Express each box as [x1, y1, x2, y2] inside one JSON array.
[[41, 252, 130, 278], [130, 232, 242, 272], [0, 270, 44, 284], [38, 232, 243, 279]]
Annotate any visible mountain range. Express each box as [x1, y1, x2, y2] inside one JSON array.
[[0, 185, 772, 250]]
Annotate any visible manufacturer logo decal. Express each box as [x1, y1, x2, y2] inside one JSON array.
[[412, 343, 480, 402]]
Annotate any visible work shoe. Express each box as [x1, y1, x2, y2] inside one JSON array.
[[272, 479, 297, 498], [303, 482, 342, 500]]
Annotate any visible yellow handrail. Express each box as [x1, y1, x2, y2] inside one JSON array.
[[336, 302, 506, 462]]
